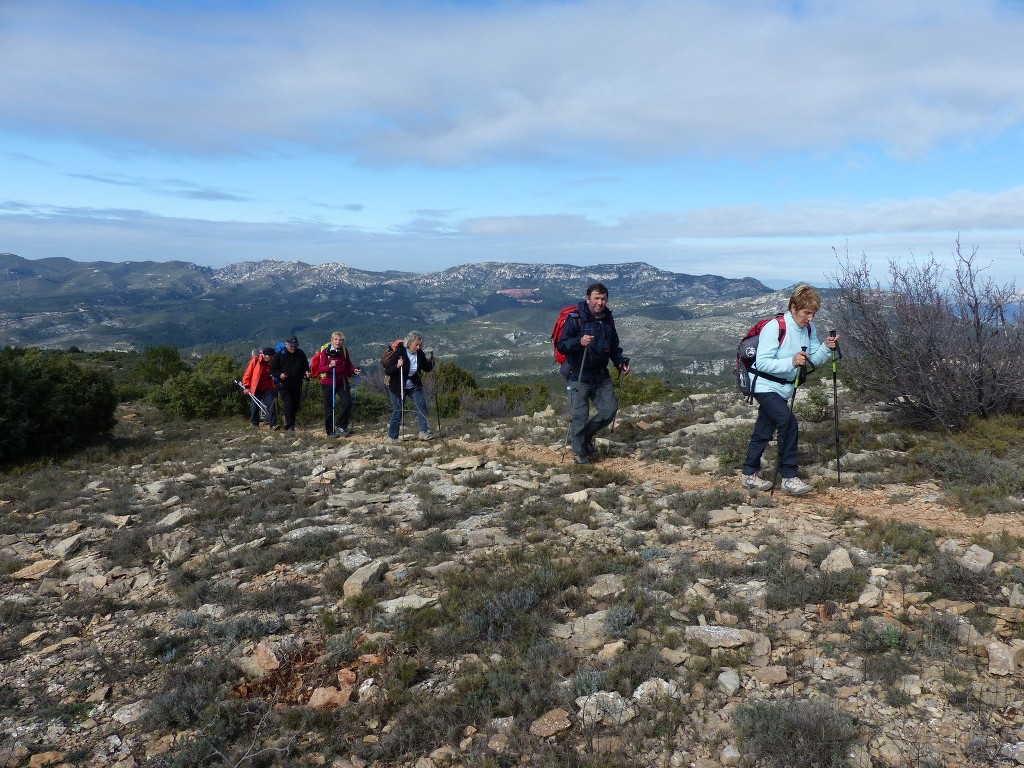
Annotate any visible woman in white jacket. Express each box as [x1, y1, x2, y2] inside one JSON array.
[[741, 285, 839, 495]]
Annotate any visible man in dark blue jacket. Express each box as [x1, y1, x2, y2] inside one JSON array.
[[271, 335, 309, 431], [556, 283, 631, 464]]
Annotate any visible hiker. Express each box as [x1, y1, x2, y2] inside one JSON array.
[[555, 282, 630, 464], [740, 285, 839, 495], [241, 347, 278, 429], [309, 331, 361, 438], [383, 331, 435, 443], [271, 335, 309, 431]]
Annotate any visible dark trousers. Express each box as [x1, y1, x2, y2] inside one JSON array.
[[568, 376, 617, 457], [250, 389, 277, 428], [743, 392, 799, 478], [321, 382, 352, 434], [279, 384, 302, 430]]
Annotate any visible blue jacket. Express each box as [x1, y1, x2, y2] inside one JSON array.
[[556, 301, 628, 383], [752, 311, 831, 398]]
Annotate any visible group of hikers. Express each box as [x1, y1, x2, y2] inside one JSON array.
[[241, 330, 436, 442], [239, 281, 840, 495]]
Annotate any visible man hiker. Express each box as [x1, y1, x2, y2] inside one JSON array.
[[271, 335, 309, 431], [309, 331, 361, 438], [241, 347, 278, 429], [555, 282, 630, 464], [740, 284, 839, 495]]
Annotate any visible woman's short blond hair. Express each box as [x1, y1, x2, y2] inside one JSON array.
[[789, 285, 822, 313]]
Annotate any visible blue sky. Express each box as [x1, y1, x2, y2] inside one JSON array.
[[3, 0, 1024, 286]]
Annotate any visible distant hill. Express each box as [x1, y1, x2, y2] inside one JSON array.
[[0, 253, 816, 381]]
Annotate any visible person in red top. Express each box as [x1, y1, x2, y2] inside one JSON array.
[[241, 347, 278, 429], [309, 331, 361, 438]]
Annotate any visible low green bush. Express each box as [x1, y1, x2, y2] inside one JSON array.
[[0, 347, 118, 463], [146, 352, 242, 419]]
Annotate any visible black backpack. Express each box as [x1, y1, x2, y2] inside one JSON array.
[[735, 313, 793, 400]]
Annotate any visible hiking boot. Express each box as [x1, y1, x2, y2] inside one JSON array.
[[573, 454, 591, 465], [387, 437, 399, 445], [335, 429, 351, 438], [585, 439, 599, 459], [781, 476, 813, 495], [742, 472, 773, 492], [418, 431, 436, 441]]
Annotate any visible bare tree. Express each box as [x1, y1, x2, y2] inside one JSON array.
[[832, 240, 1024, 430]]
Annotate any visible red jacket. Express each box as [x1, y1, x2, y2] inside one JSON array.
[[242, 355, 275, 394], [310, 345, 356, 386]]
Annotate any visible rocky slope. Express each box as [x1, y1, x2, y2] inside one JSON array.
[[2, 393, 1022, 767]]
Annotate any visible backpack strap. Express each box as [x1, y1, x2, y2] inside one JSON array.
[[749, 313, 793, 392]]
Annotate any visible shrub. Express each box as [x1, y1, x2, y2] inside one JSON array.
[[147, 352, 243, 419], [0, 348, 118, 463], [136, 345, 190, 386], [833, 243, 1024, 430], [733, 698, 858, 768]]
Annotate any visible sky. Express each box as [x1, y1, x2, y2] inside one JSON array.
[[3, 0, 1024, 287]]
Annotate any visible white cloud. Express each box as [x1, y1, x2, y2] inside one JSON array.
[[3, 0, 1024, 164]]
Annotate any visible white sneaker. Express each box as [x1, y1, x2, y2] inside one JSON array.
[[781, 476, 813, 495], [742, 472, 773, 492], [418, 431, 436, 441]]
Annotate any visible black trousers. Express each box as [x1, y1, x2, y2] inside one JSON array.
[[321, 381, 352, 434], [278, 384, 303, 430]]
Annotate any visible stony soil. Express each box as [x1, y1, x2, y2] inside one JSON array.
[[2, 394, 1024, 768]]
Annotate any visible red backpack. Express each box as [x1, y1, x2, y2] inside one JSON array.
[[550, 305, 581, 366]]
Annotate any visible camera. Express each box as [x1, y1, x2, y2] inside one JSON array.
[[326, 347, 341, 359]]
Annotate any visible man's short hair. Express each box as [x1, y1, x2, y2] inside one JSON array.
[[789, 285, 822, 313], [586, 282, 609, 298]]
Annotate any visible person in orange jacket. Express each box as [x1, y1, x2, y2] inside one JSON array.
[[241, 347, 278, 429]]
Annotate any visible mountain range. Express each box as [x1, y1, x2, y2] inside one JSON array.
[[0, 252, 815, 381]]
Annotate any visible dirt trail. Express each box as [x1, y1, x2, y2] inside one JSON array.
[[348, 431, 1024, 540]]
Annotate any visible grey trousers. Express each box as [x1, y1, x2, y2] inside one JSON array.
[[568, 377, 617, 457]]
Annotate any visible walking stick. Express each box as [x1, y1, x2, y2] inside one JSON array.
[[773, 347, 807, 496], [399, 364, 406, 440], [350, 375, 360, 428], [562, 344, 589, 452], [829, 330, 842, 484], [331, 366, 337, 436], [234, 380, 268, 419]]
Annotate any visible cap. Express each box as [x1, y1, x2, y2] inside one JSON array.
[[261, 346, 275, 356], [285, 335, 298, 345]]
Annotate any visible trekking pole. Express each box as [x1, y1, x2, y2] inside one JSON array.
[[789, 346, 806, 411], [425, 369, 442, 437], [331, 367, 337, 436], [273, 379, 281, 429], [562, 344, 589, 452], [350, 375, 360, 428], [830, 330, 842, 485], [234, 380, 268, 419], [399, 365, 406, 440], [610, 366, 618, 434], [773, 347, 807, 496]]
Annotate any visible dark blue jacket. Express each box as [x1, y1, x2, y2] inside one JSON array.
[[556, 302, 628, 383]]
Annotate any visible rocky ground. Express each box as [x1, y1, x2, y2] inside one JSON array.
[[2, 391, 1023, 768]]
